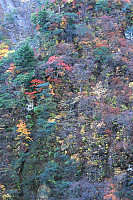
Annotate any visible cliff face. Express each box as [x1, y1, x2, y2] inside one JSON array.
[[0, 0, 39, 43]]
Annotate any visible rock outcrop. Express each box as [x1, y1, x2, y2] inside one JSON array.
[[0, 0, 39, 43]]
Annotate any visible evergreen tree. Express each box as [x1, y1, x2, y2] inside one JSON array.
[[14, 43, 36, 73]]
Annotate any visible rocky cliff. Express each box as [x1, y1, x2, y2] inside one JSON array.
[[0, 0, 40, 43]]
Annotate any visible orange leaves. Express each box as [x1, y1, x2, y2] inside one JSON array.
[[6, 63, 16, 74], [103, 192, 119, 199], [104, 179, 122, 200], [96, 43, 108, 48], [104, 129, 112, 135], [50, 88, 55, 95], [88, 5, 93, 9], [0, 184, 12, 200], [16, 119, 32, 141], [47, 76, 62, 84], [25, 91, 37, 99], [0, 184, 6, 194], [49, 22, 58, 30], [30, 79, 44, 86], [122, 57, 128, 62], [93, 38, 108, 48]]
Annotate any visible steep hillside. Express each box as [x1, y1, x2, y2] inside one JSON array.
[[0, 1, 132, 200]]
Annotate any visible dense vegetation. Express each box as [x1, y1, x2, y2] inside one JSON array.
[[0, 0, 133, 199]]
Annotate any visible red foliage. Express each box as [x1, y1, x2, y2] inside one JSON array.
[[47, 55, 73, 71], [88, 5, 93, 9], [46, 55, 74, 84], [51, 0, 67, 4], [41, 4, 45, 10], [36, 24, 41, 31], [25, 79, 44, 98], [47, 55, 59, 64], [96, 43, 108, 48], [30, 79, 44, 85], [73, 1, 76, 6], [25, 91, 37, 99], [111, 0, 131, 4]]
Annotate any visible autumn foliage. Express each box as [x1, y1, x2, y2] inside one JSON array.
[[0, 42, 9, 60], [0, 0, 132, 199], [16, 119, 32, 141]]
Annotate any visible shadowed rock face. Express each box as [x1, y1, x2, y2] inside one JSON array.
[[0, 0, 40, 43]]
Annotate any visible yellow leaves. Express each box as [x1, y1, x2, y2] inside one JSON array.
[[60, 134, 74, 150], [16, 119, 32, 141], [71, 153, 79, 162], [64, 150, 67, 155], [37, 184, 50, 199], [41, 95, 45, 99], [56, 136, 60, 142], [68, 134, 73, 138], [128, 82, 133, 100], [80, 125, 85, 135], [61, 141, 69, 150], [78, 40, 91, 48], [0, 184, 12, 200], [114, 167, 123, 176], [67, 0, 73, 3], [0, 184, 5, 190], [87, 160, 98, 166], [0, 42, 9, 60], [117, 48, 121, 52], [58, 71, 65, 76], [50, 88, 55, 95], [49, 84, 52, 89], [60, 17, 67, 29], [129, 82, 133, 87], [4, 50, 15, 58], [48, 84, 55, 95], [2, 194, 12, 200], [48, 118, 56, 122], [54, 112, 67, 120]]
